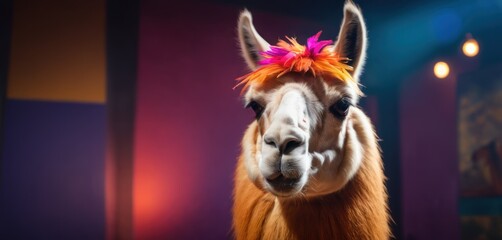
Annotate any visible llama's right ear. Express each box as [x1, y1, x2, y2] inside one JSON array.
[[238, 10, 270, 70]]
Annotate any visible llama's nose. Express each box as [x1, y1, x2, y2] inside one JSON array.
[[264, 133, 304, 155]]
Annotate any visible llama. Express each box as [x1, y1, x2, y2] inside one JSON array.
[[232, 2, 390, 239]]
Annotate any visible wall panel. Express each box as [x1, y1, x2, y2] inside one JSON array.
[[7, 0, 105, 103], [0, 100, 106, 239]]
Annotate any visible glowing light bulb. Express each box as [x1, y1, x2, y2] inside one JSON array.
[[462, 38, 479, 57], [434, 61, 450, 79]]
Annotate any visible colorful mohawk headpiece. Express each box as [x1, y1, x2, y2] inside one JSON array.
[[235, 31, 354, 90]]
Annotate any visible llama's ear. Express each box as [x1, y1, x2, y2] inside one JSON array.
[[334, 1, 367, 82], [238, 10, 270, 70]]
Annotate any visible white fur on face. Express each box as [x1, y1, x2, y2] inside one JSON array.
[[307, 118, 364, 197], [242, 78, 363, 198], [259, 87, 311, 196]]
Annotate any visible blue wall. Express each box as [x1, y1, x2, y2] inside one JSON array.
[[0, 100, 106, 239]]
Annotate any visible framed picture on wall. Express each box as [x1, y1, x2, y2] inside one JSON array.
[[458, 63, 502, 239]]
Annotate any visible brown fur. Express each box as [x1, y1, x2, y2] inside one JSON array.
[[233, 109, 390, 240]]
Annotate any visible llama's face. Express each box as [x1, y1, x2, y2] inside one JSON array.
[[238, 2, 368, 198], [243, 75, 361, 197]]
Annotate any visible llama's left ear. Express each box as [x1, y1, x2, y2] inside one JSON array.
[[238, 10, 271, 70], [334, 1, 367, 82]]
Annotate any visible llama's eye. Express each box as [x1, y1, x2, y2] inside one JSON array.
[[329, 98, 351, 119], [246, 101, 264, 119]]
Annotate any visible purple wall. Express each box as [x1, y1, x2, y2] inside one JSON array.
[[400, 63, 459, 239], [133, 2, 247, 238]]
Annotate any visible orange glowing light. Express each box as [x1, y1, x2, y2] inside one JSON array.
[[462, 38, 479, 57], [434, 62, 450, 79]]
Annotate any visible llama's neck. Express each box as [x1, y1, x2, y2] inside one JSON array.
[[273, 158, 388, 239], [233, 151, 389, 240], [269, 158, 388, 239]]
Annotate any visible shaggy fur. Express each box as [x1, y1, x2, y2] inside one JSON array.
[[233, 1, 390, 239]]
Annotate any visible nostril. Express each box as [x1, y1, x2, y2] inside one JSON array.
[[264, 137, 277, 148], [282, 139, 302, 154]]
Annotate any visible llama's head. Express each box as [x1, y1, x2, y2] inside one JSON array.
[[237, 2, 369, 198]]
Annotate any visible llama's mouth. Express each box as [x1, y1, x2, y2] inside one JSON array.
[[265, 174, 302, 196]]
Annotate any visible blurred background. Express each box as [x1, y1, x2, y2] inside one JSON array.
[[0, 0, 501, 239]]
